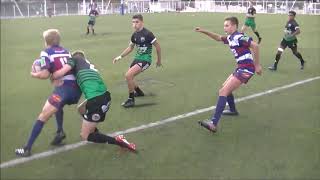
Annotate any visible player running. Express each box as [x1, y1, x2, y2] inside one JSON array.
[[241, 0, 262, 44], [113, 14, 162, 108], [268, 11, 305, 71], [195, 17, 262, 133], [15, 29, 81, 157], [87, 9, 99, 35], [51, 51, 136, 152]]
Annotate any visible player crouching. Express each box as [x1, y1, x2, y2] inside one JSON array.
[[52, 51, 136, 152]]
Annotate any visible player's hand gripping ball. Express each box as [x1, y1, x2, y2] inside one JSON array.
[[32, 59, 42, 73]]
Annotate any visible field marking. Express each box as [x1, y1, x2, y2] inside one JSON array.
[[1, 76, 320, 169]]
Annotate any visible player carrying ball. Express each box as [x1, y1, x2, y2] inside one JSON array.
[[113, 14, 162, 108], [51, 51, 136, 152], [15, 29, 81, 157], [195, 17, 262, 133]]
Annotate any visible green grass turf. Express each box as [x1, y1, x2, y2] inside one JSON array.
[[1, 13, 320, 179]]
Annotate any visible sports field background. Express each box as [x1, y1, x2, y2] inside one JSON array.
[[1, 13, 320, 179]]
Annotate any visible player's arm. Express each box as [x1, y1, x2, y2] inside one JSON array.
[[31, 54, 51, 79], [153, 41, 162, 67], [31, 69, 50, 79], [291, 27, 300, 36], [113, 43, 135, 64], [194, 27, 223, 41], [51, 64, 73, 80], [249, 41, 262, 75], [51, 58, 75, 79]]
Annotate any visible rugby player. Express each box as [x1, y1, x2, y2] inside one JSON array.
[[113, 14, 162, 108], [268, 11, 305, 71], [241, 0, 262, 44], [15, 29, 81, 156], [51, 51, 136, 151], [87, 9, 99, 35], [195, 17, 262, 133]]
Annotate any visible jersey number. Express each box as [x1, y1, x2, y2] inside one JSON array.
[[231, 49, 239, 57], [59, 57, 68, 65]]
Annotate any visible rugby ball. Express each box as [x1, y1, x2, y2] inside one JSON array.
[[32, 59, 42, 73]]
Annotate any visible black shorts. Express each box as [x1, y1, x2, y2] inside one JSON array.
[[130, 60, 151, 71], [83, 91, 111, 123], [280, 38, 298, 49], [88, 20, 95, 26]]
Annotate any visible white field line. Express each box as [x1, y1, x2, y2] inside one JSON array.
[[1, 76, 320, 169]]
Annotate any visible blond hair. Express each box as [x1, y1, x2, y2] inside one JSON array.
[[43, 29, 60, 46], [72, 50, 86, 59]]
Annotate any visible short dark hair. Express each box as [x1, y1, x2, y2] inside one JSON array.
[[72, 50, 86, 59], [224, 16, 239, 28], [288, 10, 296, 16], [132, 14, 143, 21]]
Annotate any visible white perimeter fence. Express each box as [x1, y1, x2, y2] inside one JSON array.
[[1, 0, 320, 19]]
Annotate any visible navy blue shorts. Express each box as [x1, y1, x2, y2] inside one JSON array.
[[48, 80, 82, 109]]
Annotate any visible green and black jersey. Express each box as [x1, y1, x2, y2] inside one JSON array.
[[130, 28, 157, 63], [283, 19, 300, 41], [246, 7, 256, 19], [67, 57, 107, 100]]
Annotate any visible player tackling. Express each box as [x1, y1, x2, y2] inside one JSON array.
[[195, 17, 262, 133], [51, 51, 136, 152]]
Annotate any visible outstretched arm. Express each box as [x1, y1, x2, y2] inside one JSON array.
[[250, 41, 262, 75], [194, 27, 223, 41], [153, 41, 162, 67], [113, 43, 135, 64]]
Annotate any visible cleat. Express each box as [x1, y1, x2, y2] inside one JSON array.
[[121, 98, 135, 108], [198, 120, 217, 133], [15, 147, 31, 157], [268, 66, 277, 71], [134, 92, 145, 97], [258, 38, 262, 44], [222, 109, 239, 116], [300, 61, 305, 70], [50, 131, 66, 146], [115, 135, 137, 152]]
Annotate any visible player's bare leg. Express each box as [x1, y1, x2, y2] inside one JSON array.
[[199, 76, 242, 133], [15, 101, 58, 157], [122, 64, 142, 108], [81, 120, 136, 152], [77, 100, 87, 115]]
